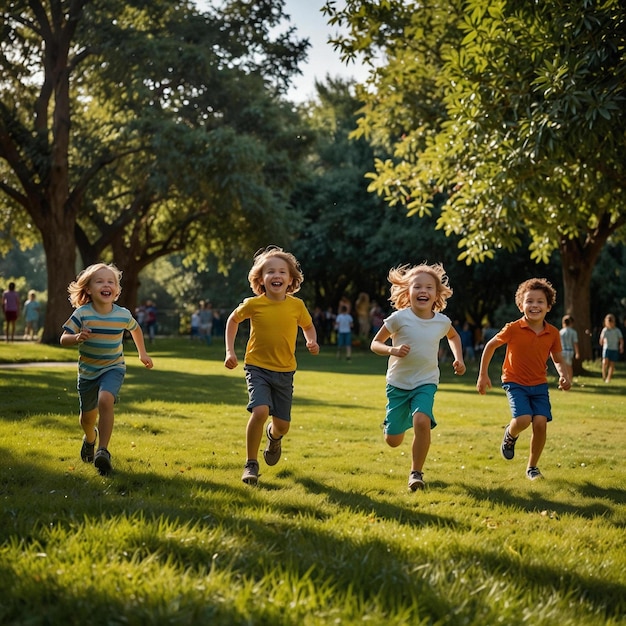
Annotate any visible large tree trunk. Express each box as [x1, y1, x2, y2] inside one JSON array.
[[40, 221, 77, 345], [559, 236, 606, 374]]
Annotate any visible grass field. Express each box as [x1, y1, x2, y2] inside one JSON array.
[[0, 339, 624, 625]]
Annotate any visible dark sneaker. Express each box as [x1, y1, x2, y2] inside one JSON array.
[[80, 428, 98, 463], [408, 470, 425, 491], [526, 466, 543, 481], [501, 426, 518, 460], [263, 423, 282, 466], [242, 460, 259, 485], [94, 447, 113, 475]]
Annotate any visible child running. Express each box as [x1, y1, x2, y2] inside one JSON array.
[[476, 278, 570, 481], [370, 262, 466, 491], [60, 263, 153, 475], [224, 246, 319, 486]]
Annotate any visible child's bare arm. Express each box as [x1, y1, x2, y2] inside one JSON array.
[[224, 312, 240, 369], [302, 323, 319, 355], [370, 326, 409, 357]]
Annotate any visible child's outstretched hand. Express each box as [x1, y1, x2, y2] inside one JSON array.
[[558, 376, 571, 390], [224, 351, 238, 369], [392, 343, 410, 358], [139, 354, 153, 369], [452, 360, 466, 376], [476, 373, 491, 395], [307, 340, 320, 355]]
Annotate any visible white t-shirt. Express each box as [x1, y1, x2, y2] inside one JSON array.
[[383, 308, 452, 390], [335, 312, 353, 334]]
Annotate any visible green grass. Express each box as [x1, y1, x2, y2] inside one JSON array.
[[0, 339, 624, 625]]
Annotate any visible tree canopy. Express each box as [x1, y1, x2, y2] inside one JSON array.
[[0, 0, 310, 342], [324, 0, 626, 359]]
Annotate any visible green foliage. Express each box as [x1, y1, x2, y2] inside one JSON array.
[[0, 341, 624, 624], [0, 0, 312, 342], [323, 0, 626, 360]]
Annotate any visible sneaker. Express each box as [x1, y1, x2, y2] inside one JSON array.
[[526, 466, 543, 481], [263, 423, 282, 466], [408, 470, 425, 491], [242, 460, 259, 485], [80, 428, 98, 463], [500, 426, 518, 460], [94, 447, 113, 475]]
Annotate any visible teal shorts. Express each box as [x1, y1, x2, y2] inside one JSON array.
[[383, 383, 437, 435]]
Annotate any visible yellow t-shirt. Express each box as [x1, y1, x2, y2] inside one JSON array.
[[234, 295, 313, 372]]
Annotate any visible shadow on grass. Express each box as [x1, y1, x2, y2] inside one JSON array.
[[464, 484, 626, 526], [1, 445, 624, 625]]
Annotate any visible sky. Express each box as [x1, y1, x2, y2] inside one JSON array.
[[280, 1, 369, 102]]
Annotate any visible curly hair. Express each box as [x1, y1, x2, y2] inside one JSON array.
[[387, 263, 453, 312], [248, 246, 304, 296], [67, 263, 122, 308], [514, 278, 556, 309]]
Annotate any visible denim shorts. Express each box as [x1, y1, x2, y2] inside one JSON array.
[[602, 348, 619, 362], [244, 364, 294, 421], [502, 381, 552, 422], [77, 368, 125, 413], [383, 383, 437, 435]]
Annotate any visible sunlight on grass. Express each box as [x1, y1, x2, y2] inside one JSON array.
[[0, 340, 624, 625]]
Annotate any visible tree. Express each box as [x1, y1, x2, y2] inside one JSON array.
[[0, 0, 309, 343], [324, 0, 626, 362]]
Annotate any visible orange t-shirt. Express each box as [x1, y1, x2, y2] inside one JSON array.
[[497, 318, 562, 386]]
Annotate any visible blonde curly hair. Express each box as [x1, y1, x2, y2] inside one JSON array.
[[67, 263, 122, 308], [388, 263, 452, 312], [248, 246, 304, 296]]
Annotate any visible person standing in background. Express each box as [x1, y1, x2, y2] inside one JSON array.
[[23, 290, 41, 340], [2, 282, 20, 342]]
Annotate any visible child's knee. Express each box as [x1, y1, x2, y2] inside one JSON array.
[[385, 433, 404, 448]]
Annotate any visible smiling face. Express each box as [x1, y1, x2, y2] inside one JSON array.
[[87, 267, 120, 309], [519, 289, 551, 326], [408, 272, 438, 318], [261, 257, 293, 301]]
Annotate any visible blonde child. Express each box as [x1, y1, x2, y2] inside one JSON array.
[[599, 313, 624, 383], [23, 290, 41, 340], [370, 262, 466, 491], [60, 263, 153, 475], [224, 246, 319, 486], [477, 278, 570, 481]]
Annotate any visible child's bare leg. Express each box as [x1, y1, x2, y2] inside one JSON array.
[[508, 414, 531, 438], [602, 358, 608, 381], [79, 408, 98, 442], [528, 415, 547, 468], [411, 411, 431, 472], [246, 405, 269, 461], [606, 360, 615, 382], [269, 415, 290, 439], [96, 391, 115, 449]]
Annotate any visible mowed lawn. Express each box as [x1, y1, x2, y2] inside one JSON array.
[[0, 338, 624, 625]]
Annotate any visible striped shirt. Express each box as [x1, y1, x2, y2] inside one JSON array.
[[63, 303, 138, 380]]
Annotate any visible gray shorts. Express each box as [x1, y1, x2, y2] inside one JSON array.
[[244, 364, 294, 421], [77, 368, 125, 413]]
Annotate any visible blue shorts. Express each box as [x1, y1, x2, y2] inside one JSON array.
[[561, 349, 574, 366], [502, 382, 552, 422], [602, 348, 619, 362], [383, 383, 437, 435], [337, 332, 352, 347], [77, 368, 125, 413], [244, 364, 294, 421]]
